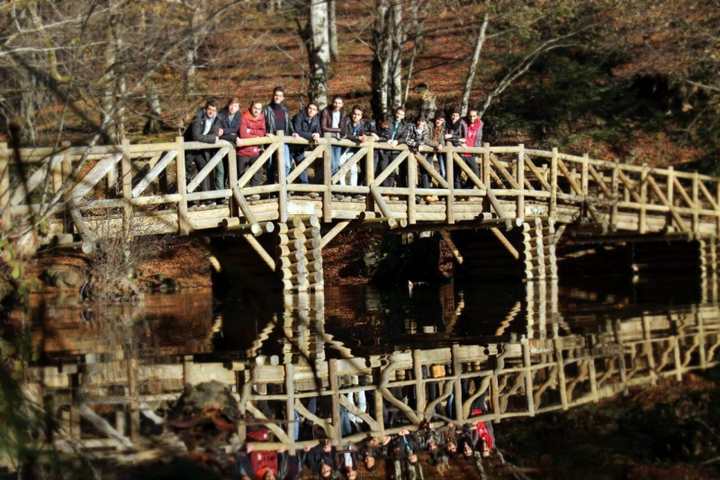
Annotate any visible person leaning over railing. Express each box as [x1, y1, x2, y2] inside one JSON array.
[[445, 108, 468, 189], [387, 106, 411, 189], [183, 98, 224, 206], [339, 105, 377, 189], [290, 102, 321, 186], [320, 96, 347, 177], [428, 115, 447, 179], [263, 86, 293, 183], [406, 116, 439, 203], [217, 97, 242, 191], [237, 100, 267, 199]]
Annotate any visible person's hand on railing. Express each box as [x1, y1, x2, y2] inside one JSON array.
[[235, 137, 242, 147], [388, 139, 398, 146], [218, 128, 224, 137], [292, 133, 300, 138], [311, 132, 320, 142]]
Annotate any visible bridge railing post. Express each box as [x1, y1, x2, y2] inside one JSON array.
[[407, 152, 417, 224], [446, 146, 455, 224], [365, 136, 375, 212], [582, 153, 589, 197], [323, 133, 332, 223], [517, 144, 525, 222], [550, 148, 558, 221], [277, 131, 288, 223], [0, 142, 10, 232], [175, 136, 190, 235], [693, 171, 700, 234], [667, 166, 675, 232], [227, 139, 238, 217], [121, 138, 133, 238]]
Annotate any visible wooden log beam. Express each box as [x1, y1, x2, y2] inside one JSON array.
[[490, 227, 520, 260], [242, 233, 275, 271], [321, 220, 351, 249]]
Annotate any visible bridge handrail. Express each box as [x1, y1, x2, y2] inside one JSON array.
[[2, 136, 720, 239]]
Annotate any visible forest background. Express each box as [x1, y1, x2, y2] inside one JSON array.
[[0, 0, 718, 173]]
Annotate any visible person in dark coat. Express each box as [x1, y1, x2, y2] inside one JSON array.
[[306, 438, 337, 477], [215, 97, 241, 191], [338, 105, 375, 187], [384, 106, 411, 188], [263, 86, 292, 183], [183, 98, 223, 197], [290, 102, 321, 184]]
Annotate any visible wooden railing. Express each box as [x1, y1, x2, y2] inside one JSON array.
[[3, 136, 720, 242], [29, 300, 720, 453]]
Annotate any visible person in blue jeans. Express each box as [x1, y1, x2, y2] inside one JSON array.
[[320, 96, 347, 176], [290, 102, 321, 184]]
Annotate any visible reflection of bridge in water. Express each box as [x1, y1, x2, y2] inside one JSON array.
[[25, 282, 720, 455]]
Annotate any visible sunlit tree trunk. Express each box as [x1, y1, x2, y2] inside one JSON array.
[[371, 0, 390, 119], [389, 0, 403, 109], [461, 12, 489, 116], [308, 0, 330, 108], [328, 0, 338, 61]]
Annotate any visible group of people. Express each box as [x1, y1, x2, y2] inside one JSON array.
[[235, 420, 496, 480], [183, 86, 485, 202]]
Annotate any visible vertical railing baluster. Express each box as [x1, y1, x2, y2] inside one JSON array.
[[446, 146, 455, 224], [323, 134, 332, 223], [550, 147, 558, 221], [366, 136, 375, 212], [227, 140, 238, 216], [175, 136, 189, 235], [693, 171, 700, 234], [121, 138, 133, 238], [277, 132, 288, 223], [517, 144, 525, 222], [408, 153, 417, 224]]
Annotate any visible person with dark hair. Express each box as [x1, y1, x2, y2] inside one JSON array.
[[320, 96, 347, 176], [290, 102, 321, 185], [307, 438, 337, 477], [445, 108, 467, 147], [338, 105, 375, 187], [183, 98, 223, 202], [237, 100, 267, 195], [263, 86, 293, 183], [388, 106, 411, 188], [216, 97, 242, 191]]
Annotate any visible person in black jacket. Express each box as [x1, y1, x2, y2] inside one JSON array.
[[183, 98, 223, 197], [215, 97, 241, 191], [290, 103, 321, 184], [263, 86, 293, 183], [338, 106, 376, 187]]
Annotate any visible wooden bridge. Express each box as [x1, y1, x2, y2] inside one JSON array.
[[3, 135, 720, 288], [25, 287, 720, 456]]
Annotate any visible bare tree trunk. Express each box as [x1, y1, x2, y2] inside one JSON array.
[[328, 0, 338, 61], [140, 7, 162, 134], [185, 1, 207, 98], [102, 25, 116, 143], [461, 12, 489, 116], [403, 0, 424, 105], [389, 0, 403, 109], [308, 0, 330, 108], [371, 0, 391, 120]]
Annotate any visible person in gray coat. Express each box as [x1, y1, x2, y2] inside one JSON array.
[[183, 98, 223, 196]]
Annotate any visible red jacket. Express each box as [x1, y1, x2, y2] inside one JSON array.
[[465, 118, 483, 148], [237, 110, 267, 158]]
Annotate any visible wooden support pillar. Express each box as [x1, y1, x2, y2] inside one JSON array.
[[667, 166, 675, 232], [610, 162, 619, 230]]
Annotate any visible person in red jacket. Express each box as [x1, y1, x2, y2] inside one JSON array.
[[461, 109, 483, 189], [237, 101, 267, 192]]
